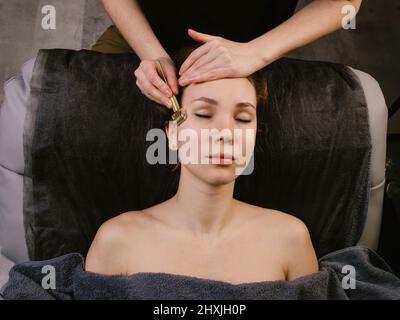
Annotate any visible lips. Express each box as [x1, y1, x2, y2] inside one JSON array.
[[208, 153, 235, 160]]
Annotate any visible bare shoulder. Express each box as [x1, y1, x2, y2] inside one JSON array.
[[85, 210, 147, 275], [255, 207, 319, 280], [235, 201, 319, 280], [253, 205, 313, 250], [262, 208, 311, 241], [235, 200, 310, 238]]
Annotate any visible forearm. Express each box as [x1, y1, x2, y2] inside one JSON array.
[[101, 0, 169, 60], [249, 0, 362, 65]]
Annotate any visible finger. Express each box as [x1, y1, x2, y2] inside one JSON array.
[[164, 67, 179, 96], [181, 58, 221, 82], [135, 80, 154, 102], [137, 68, 172, 108], [136, 79, 164, 106], [179, 41, 213, 76], [187, 67, 228, 84], [188, 28, 219, 44], [180, 52, 218, 81], [142, 62, 173, 97]]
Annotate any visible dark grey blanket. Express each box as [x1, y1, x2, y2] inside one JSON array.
[[2, 246, 400, 300]]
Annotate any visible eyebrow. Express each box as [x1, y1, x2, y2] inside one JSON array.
[[191, 97, 256, 109]]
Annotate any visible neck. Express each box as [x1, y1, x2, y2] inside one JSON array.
[[170, 166, 236, 239]]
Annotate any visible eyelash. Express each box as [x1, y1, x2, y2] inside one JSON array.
[[195, 114, 252, 123]]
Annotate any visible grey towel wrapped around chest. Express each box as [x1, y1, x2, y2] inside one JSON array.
[[2, 246, 400, 299]]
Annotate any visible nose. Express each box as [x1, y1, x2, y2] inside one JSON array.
[[218, 129, 233, 145], [214, 116, 234, 145]]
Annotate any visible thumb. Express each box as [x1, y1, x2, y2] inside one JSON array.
[[188, 28, 218, 43], [165, 67, 179, 96]]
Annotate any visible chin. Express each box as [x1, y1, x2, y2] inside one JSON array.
[[191, 164, 238, 186]]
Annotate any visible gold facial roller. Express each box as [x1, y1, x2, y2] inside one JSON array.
[[156, 60, 187, 126]]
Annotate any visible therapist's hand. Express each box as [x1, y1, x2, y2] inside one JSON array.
[[134, 56, 179, 109], [178, 29, 264, 86]]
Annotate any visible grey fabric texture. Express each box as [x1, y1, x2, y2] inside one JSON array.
[[22, 49, 371, 261], [2, 246, 400, 300], [0, 253, 14, 293]]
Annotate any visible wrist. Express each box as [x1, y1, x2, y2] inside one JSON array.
[[137, 49, 171, 62], [248, 34, 282, 68], [130, 40, 170, 61]]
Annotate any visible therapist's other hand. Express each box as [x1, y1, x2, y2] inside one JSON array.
[[178, 29, 263, 86], [134, 57, 179, 108]]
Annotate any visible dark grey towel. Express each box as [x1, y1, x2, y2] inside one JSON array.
[[2, 246, 400, 300]]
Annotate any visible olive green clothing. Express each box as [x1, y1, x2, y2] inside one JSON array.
[[92, 25, 134, 54]]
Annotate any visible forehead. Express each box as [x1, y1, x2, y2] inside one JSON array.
[[181, 78, 257, 107]]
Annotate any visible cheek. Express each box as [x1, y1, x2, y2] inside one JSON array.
[[235, 124, 256, 148], [176, 125, 203, 163], [177, 119, 213, 158]]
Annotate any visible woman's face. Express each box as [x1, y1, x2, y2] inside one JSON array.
[[167, 77, 257, 186]]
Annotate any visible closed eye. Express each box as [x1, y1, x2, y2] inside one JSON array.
[[195, 114, 252, 123], [195, 113, 212, 118]]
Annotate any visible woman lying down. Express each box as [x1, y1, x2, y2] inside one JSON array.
[[84, 47, 319, 284], [2, 45, 400, 300]]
